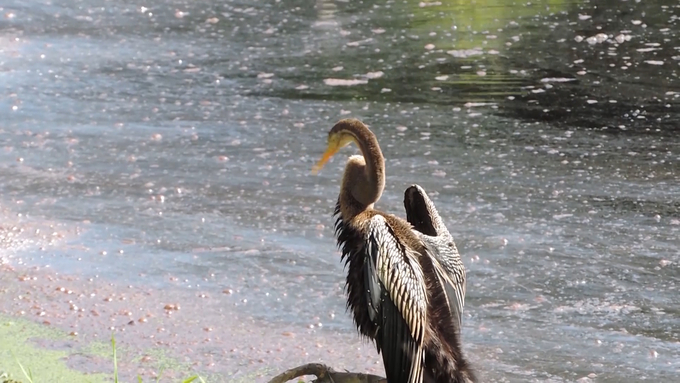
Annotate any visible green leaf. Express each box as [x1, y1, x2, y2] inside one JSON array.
[[111, 334, 118, 383]]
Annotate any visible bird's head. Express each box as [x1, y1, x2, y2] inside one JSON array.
[[312, 119, 363, 174]]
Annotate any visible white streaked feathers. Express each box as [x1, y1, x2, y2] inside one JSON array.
[[406, 184, 467, 330], [366, 214, 427, 383], [418, 234, 466, 330]]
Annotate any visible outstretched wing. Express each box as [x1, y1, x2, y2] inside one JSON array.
[[404, 184, 450, 238], [419, 234, 466, 331], [364, 214, 428, 383], [404, 184, 467, 330]]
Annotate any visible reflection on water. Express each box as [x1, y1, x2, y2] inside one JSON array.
[[1, 0, 679, 381]]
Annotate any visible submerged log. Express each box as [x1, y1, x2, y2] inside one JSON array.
[[267, 363, 386, 383]]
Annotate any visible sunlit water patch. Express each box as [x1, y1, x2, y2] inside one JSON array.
[[0, 0, 678, 381]]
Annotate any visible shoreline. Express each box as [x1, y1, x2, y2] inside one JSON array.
[[0, 260, 385, 382], [0, 213, 384, 382]]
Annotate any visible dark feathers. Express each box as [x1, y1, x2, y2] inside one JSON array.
[[334, 189, 477, 383]]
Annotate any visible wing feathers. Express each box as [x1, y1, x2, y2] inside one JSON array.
[[365, 215, 428, 383], [404, 184, 467, 330], [365, 238, 381, 324]]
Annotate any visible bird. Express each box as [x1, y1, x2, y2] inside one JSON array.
[[312, 118, 476, 383]]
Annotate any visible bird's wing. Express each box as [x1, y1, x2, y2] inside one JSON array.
[[365, 214, 428, 383], [404, 184, 451, 238], [420, 235, 466, 330], [404, 184, 466, 330]]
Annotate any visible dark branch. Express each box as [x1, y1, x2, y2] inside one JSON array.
[[266, 363, 386, 383]]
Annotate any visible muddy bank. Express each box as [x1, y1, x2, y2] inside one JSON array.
[[0, 261, 391, 382], [0, 207, 388, 382]]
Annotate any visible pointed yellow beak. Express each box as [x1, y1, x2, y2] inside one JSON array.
[[312, 144, 339, 175]]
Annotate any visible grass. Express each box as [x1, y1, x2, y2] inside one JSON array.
[[15, 358, 33, 383], [1, 327, 206, 383], [0, 316, 109, 383], [110, 334, 206, 383]]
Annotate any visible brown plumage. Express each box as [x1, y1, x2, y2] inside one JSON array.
[[313, 118, 476, 383]]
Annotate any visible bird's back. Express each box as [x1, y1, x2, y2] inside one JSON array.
[[335, 202, 476, 383]]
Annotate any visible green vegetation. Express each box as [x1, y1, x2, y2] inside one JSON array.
[[0, 315, 206, 383], [110, 334, 205, 383], [0, 316, 108, 383]]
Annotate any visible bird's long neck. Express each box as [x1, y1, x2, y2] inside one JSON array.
[[339, 127, 385, 220]]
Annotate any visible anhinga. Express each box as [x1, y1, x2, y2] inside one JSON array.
[[313, 119, 476, 383]]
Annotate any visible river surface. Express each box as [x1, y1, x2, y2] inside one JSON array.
[[1, 0, 679, 381]]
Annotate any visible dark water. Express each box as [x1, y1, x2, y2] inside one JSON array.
[[1, 0, 679, 381]]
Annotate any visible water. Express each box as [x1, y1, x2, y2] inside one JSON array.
[[1, 0, 679, 381]]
